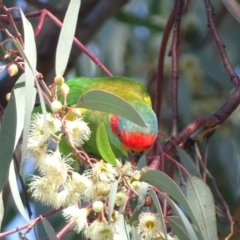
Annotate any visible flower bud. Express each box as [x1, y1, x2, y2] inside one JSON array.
[[92, 201, 104, 212], [131, 180, 141, 192], [60, 83, 70, 97], [7, 64, 18, 77], [54, 75, 65, 86], [5, 92, 11, 101], [115, 191, 127, 206], [71, 108, 81, 117], [51, 100, 62, 113]]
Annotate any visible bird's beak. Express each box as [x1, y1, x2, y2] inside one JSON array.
[[128, 150, 142, 167]]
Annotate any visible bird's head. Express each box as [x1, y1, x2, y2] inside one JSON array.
[[110, 102, 158, 166]]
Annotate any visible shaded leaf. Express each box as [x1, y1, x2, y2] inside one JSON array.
[[147, 188, 168, 239], [108, 181, 118, 223], [177, 147, 201, 178], [114, 214, 130, 240], [0, 191, 3, 230], [168, 216, 191, 240], [77, 90, 146, 127], [42, 218, 57, 240], [9, 160, 30, 222], [0, 74, 25, 191], [128, 182, 148, 224], [186, 176, 218, 240], [140, 170, 204, 240], [96, 122, 117, 166], [159, 193, 199, 240], [55, 0, 81, 75]]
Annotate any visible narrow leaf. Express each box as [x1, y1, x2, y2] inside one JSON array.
[[131, 227, 141, 240], [141, 170, 205, 240], [0, 74, 25, 191], [186, 176, 218, 240], [42, 218, 57, 240], [9, 160, 30, 222], [128, 182, 148, 224], [96, 122, 117, 166], [0, 191, 4, 230], [108, 181, 118, 223], [19, 9, 37, 173], [77, 90, 146, 127], [177, 147, 201, 178], [159, 192, 198, 240], [114, 214, 130, 240], [167, 216, 191, 240], [55, 0, 81, 75], [147, 188, 168, 239]]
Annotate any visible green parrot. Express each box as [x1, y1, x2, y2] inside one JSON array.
[[62, 76, 158, 166]]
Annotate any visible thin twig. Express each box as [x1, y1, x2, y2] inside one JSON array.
[[170, 0, 184, 137], [203, 0, 240, 86]]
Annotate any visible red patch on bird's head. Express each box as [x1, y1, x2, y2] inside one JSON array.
[[110, 114, 119, 135], [119, 131, 157, 152]]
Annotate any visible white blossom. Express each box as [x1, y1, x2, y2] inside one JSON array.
[[62, 205, 89, 233], [136, 212, 162, 240], [65, 118, 91, 147], [84, 220, 115, 240]]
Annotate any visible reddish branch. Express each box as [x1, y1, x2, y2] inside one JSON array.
[[170, 0, 184, 137], [203, 0, 240, 86], [154, 10, 174, 125]]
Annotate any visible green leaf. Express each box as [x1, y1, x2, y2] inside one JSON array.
[[0, 191, 3, 230], [77, 90, 146, 127], [55, 0, 81, 75], [0, 74, 25, 191], [147, 188, 168, 239], [19, 9, 37, 173], [167, 216, 191, 240], [159, 193, 198, 240], [114, 214, 130, 240], [9, 160, 30, 222], [108, 181, 118, 223], [131, 227, 141, 240], [177, 147, 201, 178], [128, 182, 148, 224], [140, 170, 205, 240], [186, 176, 218, 240], [96, 122, 117, 166], [42, 218, 57, 240]]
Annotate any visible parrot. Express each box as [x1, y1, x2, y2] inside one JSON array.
[[62, 76, 158, 166]]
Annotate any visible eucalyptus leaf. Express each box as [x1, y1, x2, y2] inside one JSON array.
[[167, 216, 191, 240], [77, 90, 146, 127], [159, 193, 198, 240], [42, 218, 57, 240], [96, 122, 117, 166], [0, 191, 3, 230], [9, 160, 30, 222], [114, 214, 131, 240], [128, 182, 148, 224], [186, 176, 218, 240], [19, 9, 37, 173], [0, 74, 25, 191], [55, 0, 81, 75], [131, 227, 141, 240], [147, 188, 168, 239], [108, 181, 118, 223], [140, 170, 205, 240], [177, 147, 201, 178]]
